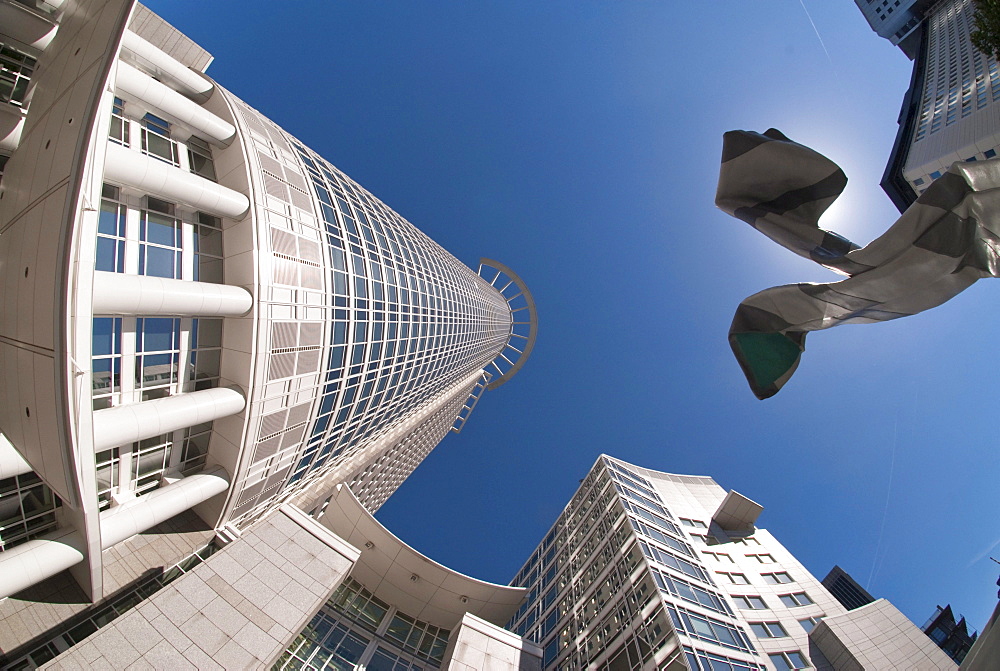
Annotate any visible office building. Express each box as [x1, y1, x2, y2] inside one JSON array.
[[923, 604, 978, 663], [821, 565, 876, 611], [854, 0, 934, 57], [866, 0, 1000, 210], [508, 455, 957, 670], [0, 0, 536, 663]]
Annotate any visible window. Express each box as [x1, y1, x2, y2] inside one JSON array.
[[132, 434, 172, 494], [139, 202, 181, 279], [762, 572, 793, 585], [0, 44, 37, 108], [985, 148, 997, 159], [778, 592, 813, 608], [733, 595, 768, 610], [141, 113, 179, 165], [187, 135, 216, 181], [194, 213, 223, 282], [92, 317, 123, 410], [930, 170, 943, 179], [768, 651, 810, 670], [746, 553, 776, 564], [95, 448, 120, 510], [732, 537, 761, 546], [109, 97, 129, 146], [189, 318, 222, 390], [680, 518, 707, 529], [913, 177, 925, 186], [703, 551, 733, 563], [749, 621, 788, 638], [96, 196, 126, 273], [0, 472, 58, 551], [178, 423, 212, 475], [798, 616, 823, 633], [136, 317, 181, 397], [716, 572, 750, 585]]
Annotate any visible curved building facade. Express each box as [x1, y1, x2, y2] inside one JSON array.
[[0, 0, 535, 649]]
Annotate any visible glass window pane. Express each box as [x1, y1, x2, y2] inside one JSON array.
[[140, 318, 176, 352], [142, 246, 177, 278]]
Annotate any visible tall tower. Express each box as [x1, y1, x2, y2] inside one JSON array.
[[867, 0, 1000, 211], [853, 0, 934, 57], [509, 456, 956, 670], [0, 0, 536, 655]]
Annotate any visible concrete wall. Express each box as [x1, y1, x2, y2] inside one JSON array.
[[442, 611, 543, 671], [810, 599, 957, 670], [41, 505, 358, 669]]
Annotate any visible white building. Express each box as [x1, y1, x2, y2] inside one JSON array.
[[508, 455, 957, 670], [853, 0, 933, 57], [869, 0, 1000, 210], [0, 0, 536, 661]]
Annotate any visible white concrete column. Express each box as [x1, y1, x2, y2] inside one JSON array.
[[0, 2, 58, 51], [99, 466, 229, 548], [0, 433, 32, 479], [116, 62, 234, 144], [0, 106, 25, 153], [104, 143, 249, 218], [0, 528, 85, 599], [92, 386, 245, 452], [92, 272, 252, 317], [121, 30, 213, 99]]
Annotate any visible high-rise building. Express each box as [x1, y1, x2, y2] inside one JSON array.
[[508, 455, 958, 670], [0, 0, 536, 661], [854, 0, 934, 57], [820, 565, 876, 612], [922, 604, 979, 664], [867, 0, 1000, 211]]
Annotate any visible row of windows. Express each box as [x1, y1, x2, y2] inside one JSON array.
[[277, 578, 448, 671], [97, 187, 223, 282], [109, 98, 217, 180], [0, 472, 58, 552], [0, 43, 36, 108], [92, 316, 222, 409], [731, 591, 814, 611], [667, 605, 756, 653], [94, 424, 210, 510]]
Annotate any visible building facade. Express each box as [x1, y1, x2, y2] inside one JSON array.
[[820, 565, 875, 612], [922, 604, 978, 664], [508, 455, 957, 671], [870, 0, 1000, 210], [854, 0, 935, 57], [0, 0, 535, 661]]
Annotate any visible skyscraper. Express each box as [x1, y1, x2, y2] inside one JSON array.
[[0, 0, 535, 659], [508, 455, 957, 670], [867, 0, 1000, 211], [821, 565, 876, 612], [854, 0, 934, 57]]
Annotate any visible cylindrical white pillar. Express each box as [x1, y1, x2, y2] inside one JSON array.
[[0, 106, 24, 153], [92, 386, 246, 452], [0, 433, 32, 479], [0, 528, 85, 599], [121, 30, 213, 99], [92, 272, 252, 317], [99, 466, 230, 548], [104, 143, 249, 218], [116, 62, 234, 144], [0, 2, 58, 51]]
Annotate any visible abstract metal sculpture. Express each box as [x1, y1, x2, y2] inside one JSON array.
[[716, 128, 1000, 399]]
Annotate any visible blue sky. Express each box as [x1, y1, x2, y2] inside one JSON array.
[[148, 1, 998, 633]]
